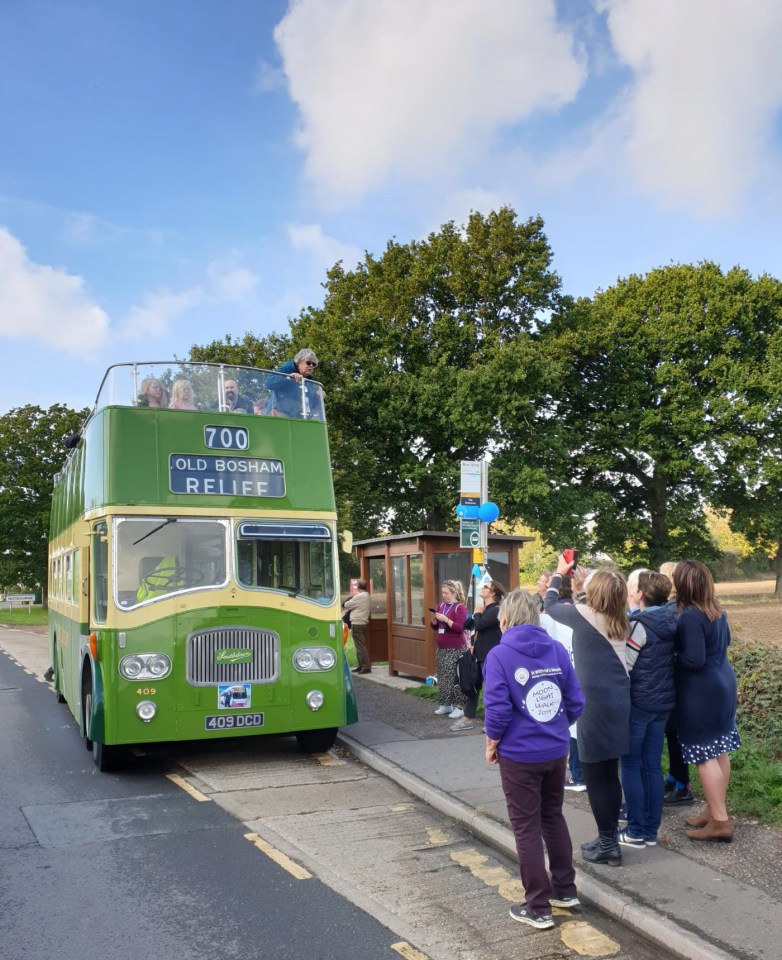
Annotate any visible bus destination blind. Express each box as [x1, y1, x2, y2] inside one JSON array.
[[170, 454, 285, 497]]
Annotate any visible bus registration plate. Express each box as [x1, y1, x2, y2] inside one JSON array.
[[205, 713, 264, 731]]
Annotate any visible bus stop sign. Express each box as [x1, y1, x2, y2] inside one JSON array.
[[460, 518, 481, 548]]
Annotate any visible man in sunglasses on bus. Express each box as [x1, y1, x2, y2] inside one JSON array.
[[267, 348, 324, 419]]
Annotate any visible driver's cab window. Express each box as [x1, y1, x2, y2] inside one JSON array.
[[114, 517, 228, 609]]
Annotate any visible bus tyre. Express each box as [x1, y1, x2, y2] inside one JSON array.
[[296, 728, 338, 754], [93, 739, 122, 773], [83, 690, 94, 752]]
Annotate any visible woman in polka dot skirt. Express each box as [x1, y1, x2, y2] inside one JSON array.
[[673, 561, 740, 842]]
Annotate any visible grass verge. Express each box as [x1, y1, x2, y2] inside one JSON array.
[[0, 607, 48, 628]]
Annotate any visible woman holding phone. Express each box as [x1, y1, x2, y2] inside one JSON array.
[[430, 580, 469, 720]]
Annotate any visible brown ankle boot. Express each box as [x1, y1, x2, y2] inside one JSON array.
[[685, 805, 710, 828], [686, 817, 734, 842]]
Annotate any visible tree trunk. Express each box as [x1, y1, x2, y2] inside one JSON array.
[[647, 474, 669, 568], [775, 540, 782, 599]]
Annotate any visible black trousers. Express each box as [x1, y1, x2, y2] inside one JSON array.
[[580, 758, 623, 834], [665, 712, 690, 786]]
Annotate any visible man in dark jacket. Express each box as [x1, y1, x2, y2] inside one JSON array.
[[618, 571, 677, 847]]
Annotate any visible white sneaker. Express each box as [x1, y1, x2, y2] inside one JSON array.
[[448, 707, 464, 719], [434, 704, 453, 715]]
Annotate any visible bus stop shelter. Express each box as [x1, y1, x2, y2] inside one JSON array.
[[353, 531, 533, 680]]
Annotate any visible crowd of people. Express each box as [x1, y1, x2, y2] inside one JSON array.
[[428, 557, 740, 931], [136, 348, 324, 418]]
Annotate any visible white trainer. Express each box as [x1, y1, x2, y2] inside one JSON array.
[[434, 704, 453, 715], [448, 707, 464, 719]]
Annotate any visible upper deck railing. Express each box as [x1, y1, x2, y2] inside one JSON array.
[[93, 362, 326, 422]]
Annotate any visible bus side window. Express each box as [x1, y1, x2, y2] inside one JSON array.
[[93, 522, 108, 623]]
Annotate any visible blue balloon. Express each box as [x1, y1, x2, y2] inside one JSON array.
[[462, 504, 480, 519], [478, 501, 500, 523], [455, 504, 467, 518]]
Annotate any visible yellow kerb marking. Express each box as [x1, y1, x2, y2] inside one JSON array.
[[450, 848, 524, 901], [391, 943, 431, 960], [390, 803, 413, 813], [314, 752, 345, 766], [560, 921, 621, 956], [166, 773, 210, 802], [426, 828, 451, 846], [244, 832, 312, 880]]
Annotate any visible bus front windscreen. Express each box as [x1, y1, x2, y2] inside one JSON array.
[[115, 517, 229, 609], [236, 521, 335, 604]]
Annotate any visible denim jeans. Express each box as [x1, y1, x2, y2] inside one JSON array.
[[568, 736, 583, 783], [620, 706, 670, 841]]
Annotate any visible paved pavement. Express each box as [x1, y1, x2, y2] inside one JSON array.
[[341, 669, 782, 960]]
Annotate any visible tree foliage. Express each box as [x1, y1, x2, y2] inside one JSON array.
[[190, 211, 782, 580], [496, 264, 782, 569], [193, 208, 564, 539], [0, 404, 88, 602]]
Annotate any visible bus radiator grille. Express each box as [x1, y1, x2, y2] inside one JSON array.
[[186, 627, 280, 686]]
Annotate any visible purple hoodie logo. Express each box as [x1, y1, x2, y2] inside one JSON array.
[[514, 667, 530, 685]]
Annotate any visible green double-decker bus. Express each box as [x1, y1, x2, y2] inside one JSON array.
[[48, 361, 357, 770]]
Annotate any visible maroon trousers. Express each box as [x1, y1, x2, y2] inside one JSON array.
[[498, 753, 576, 913]]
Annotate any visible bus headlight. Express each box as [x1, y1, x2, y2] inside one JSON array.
[[136, 700, 157, 722], [306, 690, 325, 711], [293, 647, 336, 672], [120, 653, 172, 681], [315, 648, 336, 670], [121, 656, 144, 679]]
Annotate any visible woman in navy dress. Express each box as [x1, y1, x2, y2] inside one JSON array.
[[673, 561, 740, 842]]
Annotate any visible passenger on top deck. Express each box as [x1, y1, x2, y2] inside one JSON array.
[[169, 380, 197, 410], [267, 348, 325, 419], [223, 379, 251, 413], [138, 377, 169, 408]]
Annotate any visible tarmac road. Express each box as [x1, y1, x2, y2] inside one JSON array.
[[0, 638, 407, 960]]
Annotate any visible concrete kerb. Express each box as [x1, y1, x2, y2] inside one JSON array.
[[337, 730, 738, 960]]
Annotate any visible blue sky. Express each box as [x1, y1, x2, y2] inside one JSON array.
[[2, 0, 782, 413]]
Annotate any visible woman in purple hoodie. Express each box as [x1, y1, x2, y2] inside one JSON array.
[[484, 589, 586, 931]]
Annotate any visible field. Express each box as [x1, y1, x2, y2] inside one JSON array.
[[717, 580, 782, 648]]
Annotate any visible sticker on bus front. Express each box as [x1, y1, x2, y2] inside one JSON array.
[[217, 684, 251, 709]]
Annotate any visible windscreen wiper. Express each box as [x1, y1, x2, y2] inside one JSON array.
[[132, 518, 177, 546]]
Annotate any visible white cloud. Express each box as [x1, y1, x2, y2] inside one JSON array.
[[206, 258, 259, 301], [287, 223, 362, 272], [274, 0, 585, 202], [117, 288, 203, 342], [599, 0, 782, 216], [0, 227, 109, 353]]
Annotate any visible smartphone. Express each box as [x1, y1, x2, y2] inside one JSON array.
[[428, 607, 437, 613], [563, 549, 580, 567]]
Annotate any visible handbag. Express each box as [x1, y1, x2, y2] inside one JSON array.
[[455, 648, 478, 697]]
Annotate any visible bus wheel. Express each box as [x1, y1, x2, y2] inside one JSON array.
[[93, 739, 122, 773], [83, 690, 94, 752], [296, 728, 338, 754], [52, 642, 66, 704]]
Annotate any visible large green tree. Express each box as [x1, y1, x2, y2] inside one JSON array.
[[0, 404, 88, 604], [193, 208, 564, 540], [711, 278, 782, 594], [497, 263, 780, 568]]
